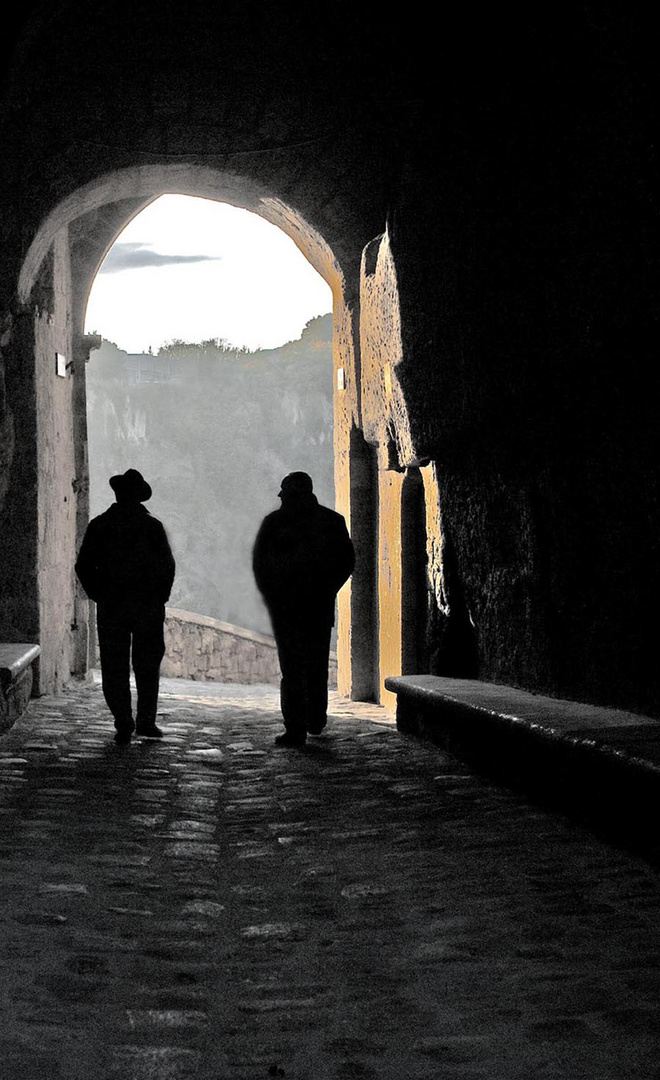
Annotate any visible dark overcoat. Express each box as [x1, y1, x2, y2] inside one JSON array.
[[252, 494, 354, 626], [75, 503, 175, 606]]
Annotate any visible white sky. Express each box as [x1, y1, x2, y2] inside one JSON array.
[[84, 194, 333, 354]]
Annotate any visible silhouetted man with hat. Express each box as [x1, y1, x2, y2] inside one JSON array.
[[253, 471, 354, 747], [75, 468, 175, 743]]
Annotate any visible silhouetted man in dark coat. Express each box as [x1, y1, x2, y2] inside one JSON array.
[[75, 468, 175, 743], [253, 471, 355, 747]]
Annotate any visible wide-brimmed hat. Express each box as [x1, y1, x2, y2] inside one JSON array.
[[109, 468, 152, 502]]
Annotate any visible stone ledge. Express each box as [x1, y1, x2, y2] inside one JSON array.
[[162, 608, 338, 687], [165, 608, 278, 648], [385, 674, 660, 862], [0, 643, 41, 735]]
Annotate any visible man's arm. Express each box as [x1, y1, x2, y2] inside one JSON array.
[[338, 520, 356, 587], [252, 515, 285, 604], [329, 515, 355, 593], [151, 521, 176, 602], [252, 518, 272, 598], [74, 523, 101, 601]]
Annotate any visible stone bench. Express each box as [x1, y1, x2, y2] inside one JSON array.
[[0, 643, 41, 735], [385, 674, 660, 861]]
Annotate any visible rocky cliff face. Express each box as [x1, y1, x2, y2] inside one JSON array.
[[86, 315, 334, 636]]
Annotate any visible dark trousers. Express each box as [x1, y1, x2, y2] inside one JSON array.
[[96, 599, 165, 725], [271, 610, 332, 737]]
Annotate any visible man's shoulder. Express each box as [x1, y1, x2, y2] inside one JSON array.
[[88, 505, 163, 530], [258, 509, 282, 529], [87, 507, 114, 529], [317, 504, 348, 529]]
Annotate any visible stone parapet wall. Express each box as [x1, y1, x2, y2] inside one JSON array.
[[162, 608, 337, 688], [162, 608, 280, 685]]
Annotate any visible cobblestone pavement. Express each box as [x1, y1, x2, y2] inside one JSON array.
[[2, 676, 660, 1080]]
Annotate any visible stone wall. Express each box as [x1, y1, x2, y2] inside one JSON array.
[[161, 608, 337, 689]]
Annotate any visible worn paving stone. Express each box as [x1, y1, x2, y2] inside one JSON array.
[[1, 674, 660, 1078]]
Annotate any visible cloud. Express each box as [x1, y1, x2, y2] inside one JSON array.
[[99, 242, 221, 274]]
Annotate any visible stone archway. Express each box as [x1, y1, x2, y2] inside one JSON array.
[[10, 165, 370, 697], [18, 165, 346, 308]]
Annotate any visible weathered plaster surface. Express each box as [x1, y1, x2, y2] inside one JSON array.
[[360, 230, 415, 467]]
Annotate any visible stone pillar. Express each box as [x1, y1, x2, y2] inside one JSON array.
[[401, 466, 429, 676], [70, 332, 100, 678], [358, 228, 422, 710], [346, 426, 379, 701], [333, 289, 364, 699], [377, 463, 405, 711], [34, 228, 78, 693]]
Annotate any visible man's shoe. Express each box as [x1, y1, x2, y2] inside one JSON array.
[[135, 721, 163, 738], [274, 731, 306, 747], [114, 718, 135, 744]]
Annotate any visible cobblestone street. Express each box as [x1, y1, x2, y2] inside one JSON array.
[[1, 676, 660, 1080]]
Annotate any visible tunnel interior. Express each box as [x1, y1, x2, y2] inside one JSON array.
[[0, 3, 657, 717]]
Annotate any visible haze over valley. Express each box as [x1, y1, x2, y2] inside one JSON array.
[[86, 314, 334, 637]]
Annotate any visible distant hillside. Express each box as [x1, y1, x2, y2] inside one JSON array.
[[86, 314, 334, 635]]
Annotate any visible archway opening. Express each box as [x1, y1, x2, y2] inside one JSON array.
[[11, 165, 366, 697], [84, 194, 334, 645]]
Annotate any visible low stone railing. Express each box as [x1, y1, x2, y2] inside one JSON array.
[[162, 607, 337, 687], [162, 608, 280, 684]]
